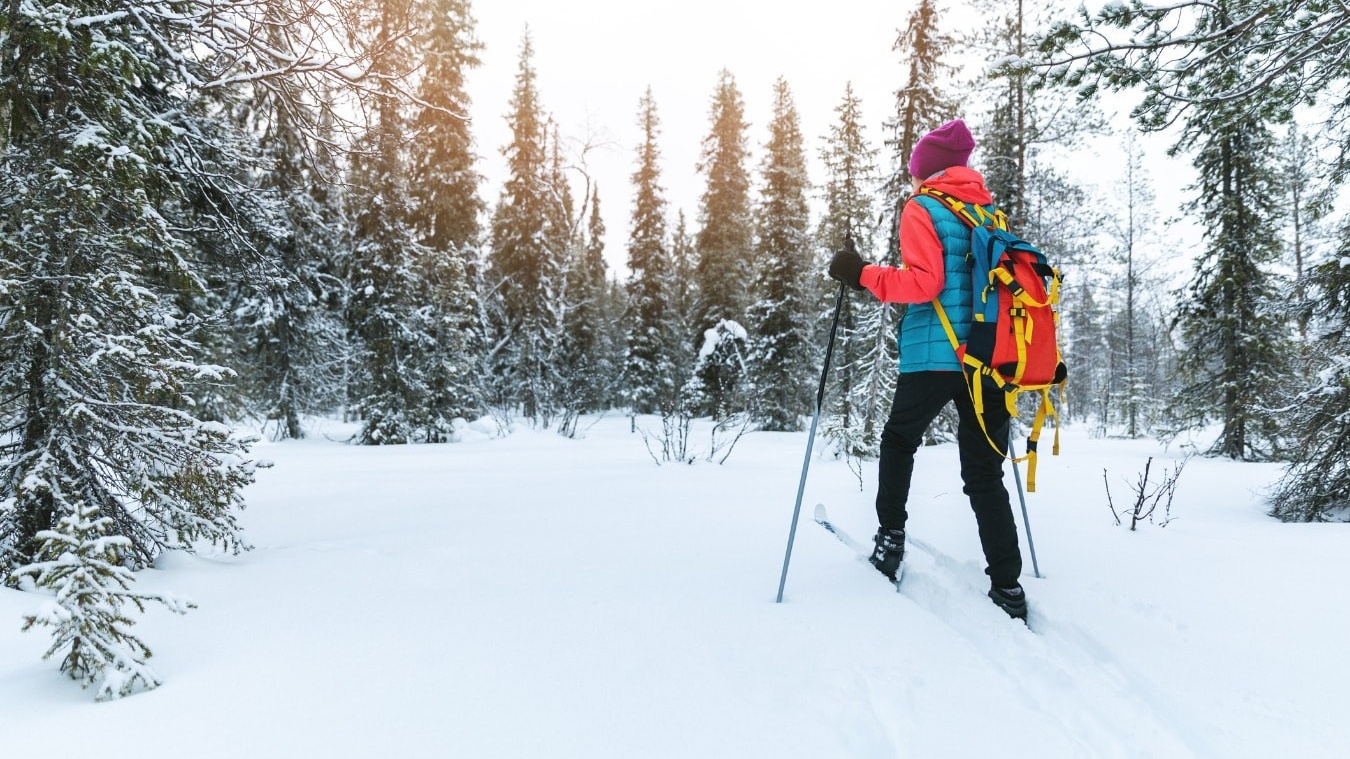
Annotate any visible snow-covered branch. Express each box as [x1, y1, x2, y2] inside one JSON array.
[[1036, 0, 1350, 123]]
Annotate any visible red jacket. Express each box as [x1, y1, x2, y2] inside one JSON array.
[[859, 166, 994, 304]]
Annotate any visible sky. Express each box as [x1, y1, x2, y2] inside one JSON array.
[[466, 0, 948, 269], [463, 0, 1199, 276]]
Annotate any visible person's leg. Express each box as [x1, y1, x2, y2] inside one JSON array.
[[950, 376, 1022, 588], [875, 372, 953, 531]]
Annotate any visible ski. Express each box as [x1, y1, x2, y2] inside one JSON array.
[[813, 503, 1030, 626], [812, 503, 903, 590]]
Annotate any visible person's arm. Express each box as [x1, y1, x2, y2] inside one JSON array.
[[859, 200, 946, 304]]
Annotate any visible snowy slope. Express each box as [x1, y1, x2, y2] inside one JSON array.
[[1, 416, 1346, 758]]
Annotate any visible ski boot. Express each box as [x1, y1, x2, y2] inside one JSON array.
[[988, 582, 1028, 621], [868, 528, 905, 582]]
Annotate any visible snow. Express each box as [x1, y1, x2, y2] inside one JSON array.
[[2, 415, 1348, 757], [696, 319, 748, 361]]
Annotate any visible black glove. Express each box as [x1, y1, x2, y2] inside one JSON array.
[[828, 237, 867, 291]]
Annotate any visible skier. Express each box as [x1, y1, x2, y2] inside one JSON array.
[[827, 119, 1027, 620]]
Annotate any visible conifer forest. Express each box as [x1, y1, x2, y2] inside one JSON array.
[[1, 0, 1348, 699]]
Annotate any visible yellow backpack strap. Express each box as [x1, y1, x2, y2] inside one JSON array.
[[932, 299, 962, 352], [1025, 393, 1047, 493], [917, 186, 982, 228], [1022, 387, 1063, 493]]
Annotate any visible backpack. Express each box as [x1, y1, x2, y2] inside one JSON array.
[[917, 186, 1067, 492]]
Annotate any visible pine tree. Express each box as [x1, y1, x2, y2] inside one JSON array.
[[486, 31, 564, 422], [621, 88, 678, 415], [1039, 1, 1348, 145], [745, 79, 814, 431], [817, 84, 882, 456], [1167, 5, 1290, 460], [407, 0, 486, 425], [1038, 0, 1347, 469], [693, 70, 754, 339]]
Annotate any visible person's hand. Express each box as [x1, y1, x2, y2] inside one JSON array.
[[828, 236, 867, 291]]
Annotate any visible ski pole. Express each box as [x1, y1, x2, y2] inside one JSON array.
[[1006, 431, 1042, 578], [776, 280, 847, 603]]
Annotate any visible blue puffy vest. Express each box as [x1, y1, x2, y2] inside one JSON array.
[[896, 195, 981, 373]]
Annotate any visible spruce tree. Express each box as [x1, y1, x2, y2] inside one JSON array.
[[970, 0, 1102, 428], [745, 79, 814, 431], [345, 0, 462, 443], [1101, 134, 1167, 437], [681, 206, 748, 421], [407, 0, 486, 425], [1279, 125, 1329, 350], [882, 0, 959, 444], [971, 0, 1033, 227], [14, 501, 194, 700], [558, 186, 617, 435], [693, 70, 754, 339], [1066, 271, 1112, 429], [231, 7, 350, 440], [411, 0, 486, 254], [621, 88, 678, 415], [486, 31, 564, 423], [1026, 0, 1344, 464], [0, 0, 270, 694], [668, 210, 701, 407], [671, 210, 698, 359], [817, 84, 882, 456], [884, 0, 958, 199], [1023, 170, 1101, 427], [1269, 235, 1350, 521], [601, 273, 632, 411]]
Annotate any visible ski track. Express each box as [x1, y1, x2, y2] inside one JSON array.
[[904, 534, 1210, 758], [815, 507, 1213, 759]]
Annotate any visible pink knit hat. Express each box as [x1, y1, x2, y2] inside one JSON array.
[[908, 119, 975, 179]]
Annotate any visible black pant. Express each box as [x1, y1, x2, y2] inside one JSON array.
[[876, 371, 1022, 587]]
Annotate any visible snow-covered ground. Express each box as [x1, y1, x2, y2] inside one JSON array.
[[2, 414, 1346, 758]]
